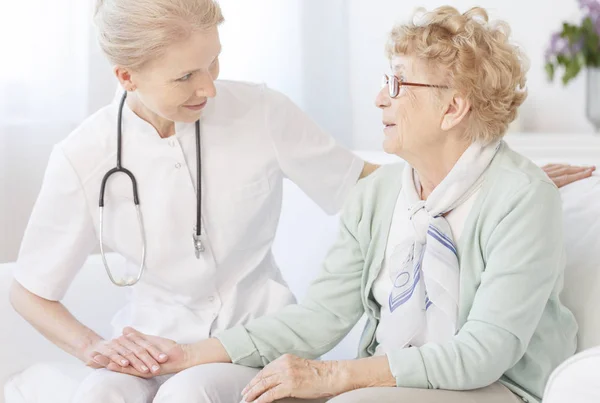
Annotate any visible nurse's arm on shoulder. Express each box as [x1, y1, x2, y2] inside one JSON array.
[[9, 146, 166, 376], [264, 88, 378, 214], [542, 163, 595, 188]]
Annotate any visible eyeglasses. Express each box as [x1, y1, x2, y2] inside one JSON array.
[[382, 74, 449, 98]]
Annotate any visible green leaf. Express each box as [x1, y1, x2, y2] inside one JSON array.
[[562, 57, 582, 85], [583, 16, 594, 33], [546, 62, 555, 81]]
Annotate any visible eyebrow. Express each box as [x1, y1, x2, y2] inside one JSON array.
[[177, 48, 222, 77]]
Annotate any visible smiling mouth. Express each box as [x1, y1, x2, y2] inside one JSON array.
[[183, 100, 208, 110]]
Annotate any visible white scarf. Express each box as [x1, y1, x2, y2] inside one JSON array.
[[388, 140, 501, 347]]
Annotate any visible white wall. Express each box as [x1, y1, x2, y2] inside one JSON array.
[[0, 0, 350, 262], [2, 0, 599, 262], [348, 0, 596, 150], [217, 0, 353, 146], [0, 0, 93, 263]]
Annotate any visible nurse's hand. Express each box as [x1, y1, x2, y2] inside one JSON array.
[[88, 332, 169, 375], [542, 163, 595, 188], [104, 327, 189, 378]]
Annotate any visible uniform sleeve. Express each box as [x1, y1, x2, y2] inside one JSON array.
[[215, 181, 367, 367], [264, 88, 364, 215], [13, 145, 97, 301]]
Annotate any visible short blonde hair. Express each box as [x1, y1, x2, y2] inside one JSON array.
[[386, 6, 528, 143], [94, 0, 224, 71]]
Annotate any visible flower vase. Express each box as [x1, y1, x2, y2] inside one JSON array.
[[586, 67, 600, 133]]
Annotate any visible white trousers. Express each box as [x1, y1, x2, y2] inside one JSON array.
[[71, 364, 520, 403], [72, 363, 259, 403], [71, 363, 321, 403]]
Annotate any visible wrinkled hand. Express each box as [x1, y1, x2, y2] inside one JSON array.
[[241, 354, 344, 403], [542, 163, 595, 188], [103, 327, 188, 378]]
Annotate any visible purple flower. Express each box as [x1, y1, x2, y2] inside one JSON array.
[[546, 32, 584, 62], [579, 0, 600, 14], [579, 0, 600, 35]]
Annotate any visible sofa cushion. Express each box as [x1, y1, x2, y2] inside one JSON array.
[[559, 174, 600, 351], [4, 362, 92, 403]]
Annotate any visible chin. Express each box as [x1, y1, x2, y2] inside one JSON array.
[[382, 135, 400, 155], [178, 112, 203, 123]]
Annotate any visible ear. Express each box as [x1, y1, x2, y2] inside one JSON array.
[[113, 66, 137, 92], [441, 93, 471, 131]]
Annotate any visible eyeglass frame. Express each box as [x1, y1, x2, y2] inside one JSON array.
[[382, 73, 449, 98]]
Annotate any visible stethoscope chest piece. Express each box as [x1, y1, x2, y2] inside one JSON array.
[[193, 225, 205, 258]]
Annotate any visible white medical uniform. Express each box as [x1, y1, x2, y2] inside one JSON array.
[[14, 80, 363, 403]]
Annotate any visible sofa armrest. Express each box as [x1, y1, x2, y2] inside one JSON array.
[[544, 346, 600, 403]]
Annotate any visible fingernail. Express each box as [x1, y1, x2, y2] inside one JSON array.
[[121, 360, 128, 366], [152, 365, 159, 373], [141, 365, 149, 372], [159, 354, 167, 360]]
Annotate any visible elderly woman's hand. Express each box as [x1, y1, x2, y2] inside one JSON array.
[[542, 163, 595, 188], [241, 354, 348, 403]]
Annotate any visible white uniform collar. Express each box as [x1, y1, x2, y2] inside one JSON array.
[[116, 94, 203, 142]]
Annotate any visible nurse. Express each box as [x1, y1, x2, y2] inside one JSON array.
[[8, 0, 376, 401]]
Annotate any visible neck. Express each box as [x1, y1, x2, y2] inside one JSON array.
[[127, 92, 175, 138], [404, 137, 471, 200]]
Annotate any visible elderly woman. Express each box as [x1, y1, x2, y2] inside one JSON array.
[[77, 5, 579, 403]]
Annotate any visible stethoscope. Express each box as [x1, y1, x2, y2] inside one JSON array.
[[98, 91, 204, 287]]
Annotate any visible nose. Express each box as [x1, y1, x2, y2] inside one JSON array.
[[375, 86, 390, 109], [195, 71, 217, 98]]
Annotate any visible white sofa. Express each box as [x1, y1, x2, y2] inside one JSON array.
[[2, 145, 600, 403]]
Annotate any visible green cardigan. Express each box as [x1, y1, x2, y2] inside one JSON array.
[[216, 142, 578, 403]]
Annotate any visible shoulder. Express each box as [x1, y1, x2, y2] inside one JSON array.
[[487, 141, 559, 204], [480, 141, 562, 226], [52, 103, 118, 183], [213, 79, 295, 109], [209, 80, 298, 124], [214, 79, 267, 102], [491, 141, 555, 187], [342, 162, 405, 223], [215, 80, 300, 109]]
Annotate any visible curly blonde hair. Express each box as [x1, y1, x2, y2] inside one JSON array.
[[386, 6, 528, 143], [94, 0, 224, 71]]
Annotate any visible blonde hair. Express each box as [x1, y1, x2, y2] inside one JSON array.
[[94, 0, 224, 70], [386, 6, 528, 143]]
